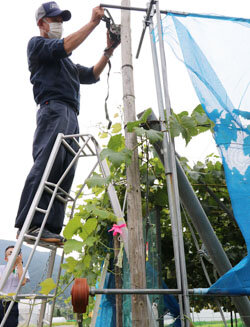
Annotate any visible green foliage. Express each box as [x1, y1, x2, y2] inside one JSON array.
[[127, 108, 163, 143], [170, 104, 213, 145], [86, 173, 111, 188], [58, 106, 245, 320], [39, 278, 56, 295], [126, 108, 153, 131], [100, 147, 132, 167]]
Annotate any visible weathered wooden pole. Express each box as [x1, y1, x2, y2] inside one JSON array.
[[114, 236, 123, 326], [121, 1, 149, 326]]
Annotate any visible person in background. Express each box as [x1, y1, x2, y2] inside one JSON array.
[[0, 245, 30, 326]]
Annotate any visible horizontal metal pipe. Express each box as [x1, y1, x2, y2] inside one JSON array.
[[0, 294, 54, 300], [100, 3, 189, 15], [90, 287, 250, 297], [100, 3, 250, 22], [90, 287, 184, 295]]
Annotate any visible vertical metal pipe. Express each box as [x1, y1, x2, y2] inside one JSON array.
[[148, 14, 185, 325], [49, 251, 65, 327], [151, 1, 191, 324], [38, 249, 57, 327]]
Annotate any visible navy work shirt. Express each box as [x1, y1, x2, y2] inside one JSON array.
[[27, 37, 99, 113]]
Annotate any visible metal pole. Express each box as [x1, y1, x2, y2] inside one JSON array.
[[151, 1, 191, 325], [49, 251, 65, 327], [95, 142, 129, 257], [38, 249, 57, 327], [100, 3, 250, 22], [135, 0, 155, 58], [90, 288, 185, 295]]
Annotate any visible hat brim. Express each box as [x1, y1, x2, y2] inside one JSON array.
[[46, 9, 71, 21]]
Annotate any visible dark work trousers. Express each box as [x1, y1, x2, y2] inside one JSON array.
[[15, 100, 79, 234], [0, 301, 19, 327]]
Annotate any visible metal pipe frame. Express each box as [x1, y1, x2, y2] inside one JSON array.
[[135, 0, 155, 58], [0, 134, 99, 325], [89, 287, 250, 297], [149, 2, 191, 325], [94, 140, 129, 257], [0, 133, 131, 326], [100, 3, 250, 21]]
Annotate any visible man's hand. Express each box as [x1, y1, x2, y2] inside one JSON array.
[[15, 254, 23, 267], [105, 30, 120, 57], [90, 6, 104, 26]]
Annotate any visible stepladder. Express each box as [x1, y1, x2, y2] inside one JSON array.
[[0, 133, 129, 327]]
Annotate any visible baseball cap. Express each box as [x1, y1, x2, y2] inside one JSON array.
[[35, 1, 71, 24]]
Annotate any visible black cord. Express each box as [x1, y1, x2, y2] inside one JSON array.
[[104, 60, 112, 129]]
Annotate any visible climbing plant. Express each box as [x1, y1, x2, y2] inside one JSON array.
[[39, 104, 245, 320]]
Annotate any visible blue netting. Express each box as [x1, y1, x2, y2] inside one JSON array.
[[158, 13, 250, 293], [95, 271, 116, 327]]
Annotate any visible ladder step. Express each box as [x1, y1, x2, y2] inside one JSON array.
[[36, 207, 47, 214], [23, 235, 64, 249], [61, 139, 77, 156], [44, 182, 75, 202], [0, 294, 55, 300]]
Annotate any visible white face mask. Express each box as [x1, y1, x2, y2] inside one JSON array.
[[44, 19, 63, 39]]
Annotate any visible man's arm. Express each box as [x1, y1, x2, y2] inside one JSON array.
[[93, 31, 119, 80], [63, 6, 104, 54], [15, 255, 27, 286]]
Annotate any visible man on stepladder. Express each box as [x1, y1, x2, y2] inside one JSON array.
[[15, 2, 118, 243]]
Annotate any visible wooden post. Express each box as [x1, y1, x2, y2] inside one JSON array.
[[114, 235, 123, 327], [121, 1, 149, 326]]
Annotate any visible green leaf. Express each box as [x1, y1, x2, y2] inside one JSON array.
[[170, 115, 182, 137], [83, 254, 92, 267], [194, 112, 209, 124], [145, 129, 163, 143], [64, 239, 84, 254], [188, 171, 201, 181], [107, 134, 125, 151], [180, 115, 196, 129], [192, 104, 205, 115], [127, 108, 152, 132], [99, 132, 108, 139], [79, 218, 98, 240], [61, 257, 79, 273], [86, 175, 111, 188], [85, 236, 96, 247], [139, 108, 152, 123], [111, 123, 122, 134], [39, 278, 56, 295], [132, 127, 163, 143], [100, 148, 132, 167], [127, 120, 141, 132], [63, 216, 82, 239]]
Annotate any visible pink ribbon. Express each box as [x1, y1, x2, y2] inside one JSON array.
[[108, 223, 127, 236]]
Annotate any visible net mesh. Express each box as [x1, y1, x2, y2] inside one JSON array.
[[158, 12, 250, 294]]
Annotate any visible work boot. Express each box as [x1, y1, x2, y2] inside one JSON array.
[[16, 227, 65, 244]]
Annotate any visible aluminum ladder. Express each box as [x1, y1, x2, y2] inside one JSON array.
[[0, 133, 128, 327]]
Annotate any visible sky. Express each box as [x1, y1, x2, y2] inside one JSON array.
[[1, 0, 249, 242]]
